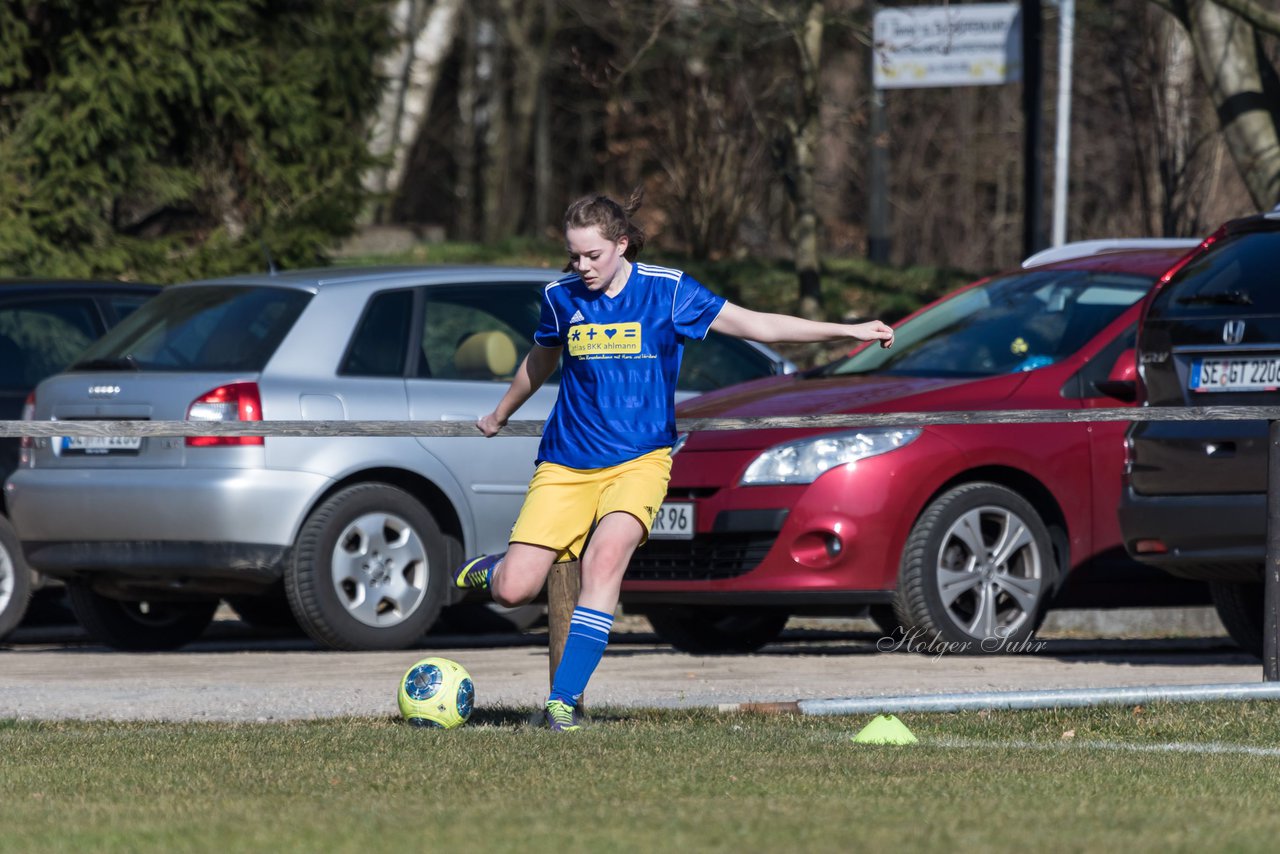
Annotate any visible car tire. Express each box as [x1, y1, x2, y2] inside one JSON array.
[[285, 483, 448, 651], [66, 584, 217, 651], [644, 606, 788, 654], [0, 514, 32, 640], [898, 483, 1056, 652], [1210, 580, 1263, 659]]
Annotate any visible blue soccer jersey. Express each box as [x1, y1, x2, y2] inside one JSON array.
[[533, 263, 726, 468]]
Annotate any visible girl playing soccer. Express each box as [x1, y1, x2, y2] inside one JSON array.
[[456, 190, 894, 730]]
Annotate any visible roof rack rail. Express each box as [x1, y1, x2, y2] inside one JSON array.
[[1021, 238, 1202, 269]]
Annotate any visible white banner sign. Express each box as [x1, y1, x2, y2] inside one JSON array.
[[874, 3, 1022, 89]]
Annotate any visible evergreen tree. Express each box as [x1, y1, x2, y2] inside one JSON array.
[[0, 1, 391, 280]]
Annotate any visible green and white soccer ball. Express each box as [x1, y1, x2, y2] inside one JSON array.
[[397, 657, 475, 729]]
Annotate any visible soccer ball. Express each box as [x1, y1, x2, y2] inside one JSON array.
[[397, 657, 475, 729]]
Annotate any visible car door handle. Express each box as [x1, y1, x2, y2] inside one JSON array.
[[439, 413, 479, 422]]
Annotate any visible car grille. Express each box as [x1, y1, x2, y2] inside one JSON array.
[[627, 533, 778, 581]]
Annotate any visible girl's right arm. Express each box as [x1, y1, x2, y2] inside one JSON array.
[[477, 344, 563, 436]]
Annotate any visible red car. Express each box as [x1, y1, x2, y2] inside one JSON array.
[[622, 241, 1209, 653]]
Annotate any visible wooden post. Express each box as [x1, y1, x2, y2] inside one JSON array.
[[1266, 421, 1280, 681], [547, 560, 581, 694]]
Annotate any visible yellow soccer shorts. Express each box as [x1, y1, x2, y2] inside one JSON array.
[[509, 447, 673, 562]]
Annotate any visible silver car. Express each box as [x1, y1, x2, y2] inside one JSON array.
[[5, 266, 791, 650]]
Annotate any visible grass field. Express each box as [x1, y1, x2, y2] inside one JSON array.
[[5, 702, 1280, 853]]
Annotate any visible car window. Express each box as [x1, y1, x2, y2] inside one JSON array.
[[679, 333, 777, 391], [0, 298, 101, 389], [417, 283, 551, 382], [1148, 231, 1280, 316], [73, 285, 311, 372], [341, 289, 413, 377], [826, 270, 1151, 378]]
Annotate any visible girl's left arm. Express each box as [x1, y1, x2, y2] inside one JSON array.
[[709, 302, 894, 348]]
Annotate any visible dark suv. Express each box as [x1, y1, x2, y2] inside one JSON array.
[[1119, 213, 1280, 656], [0, 280, 159, 639]]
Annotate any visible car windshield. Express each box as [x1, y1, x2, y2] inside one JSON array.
[[72, 285, 312, 373], [823, 269, 1151, 378]]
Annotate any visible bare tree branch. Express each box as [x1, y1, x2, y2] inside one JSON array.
[[608, 4, 675, 79], [1210, 0, 1280, 37]]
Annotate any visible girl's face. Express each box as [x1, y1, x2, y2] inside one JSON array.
[[566, 226, 628, 292]]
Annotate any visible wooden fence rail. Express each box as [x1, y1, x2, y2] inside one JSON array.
[[4, 404, 1280, 438]]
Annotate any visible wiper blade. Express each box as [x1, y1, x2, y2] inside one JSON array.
[[1175, 290, 1253, 306], [74, 355, 140, 371]]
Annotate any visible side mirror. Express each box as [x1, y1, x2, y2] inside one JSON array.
[[1094, 347, 1137, 402]]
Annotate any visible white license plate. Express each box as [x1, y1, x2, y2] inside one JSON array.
[[59, 435, 142, 454], [649, 501, 695, 540], [1190, 357, 1280, 392]]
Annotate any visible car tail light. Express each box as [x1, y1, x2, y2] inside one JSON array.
[[186, 382, 264, 446], [1157, 231, 1217, 287], [18, 392, 34, 457]]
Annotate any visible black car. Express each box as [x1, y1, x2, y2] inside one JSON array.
[[0, 279, 160, 639], [1119, 213, 1280, 656]]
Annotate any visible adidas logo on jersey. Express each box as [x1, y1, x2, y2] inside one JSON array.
[[569, 310, 585, 323]]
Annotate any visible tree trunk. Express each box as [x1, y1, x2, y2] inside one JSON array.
[[1183, 0, 1280, 208], [477, 14, 509, 242], [1158, 16, 1195, 234], [496, 0, 556, 237], [789, 0, 825, 321], [455, 5, 478, 239], [364, 0, 464, 224], [533, 78, 552, 234]]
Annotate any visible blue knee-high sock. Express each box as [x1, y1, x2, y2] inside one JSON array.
[[548, 606, 613, 707]]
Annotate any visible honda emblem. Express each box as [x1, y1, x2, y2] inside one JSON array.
[[1223, 320, 1246, 345]]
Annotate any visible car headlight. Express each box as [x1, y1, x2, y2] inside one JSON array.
[[740, 428, 921, 485]]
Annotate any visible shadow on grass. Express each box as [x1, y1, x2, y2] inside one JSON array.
[[467, 707, 544, 728], [463, 705, 688, 729]]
